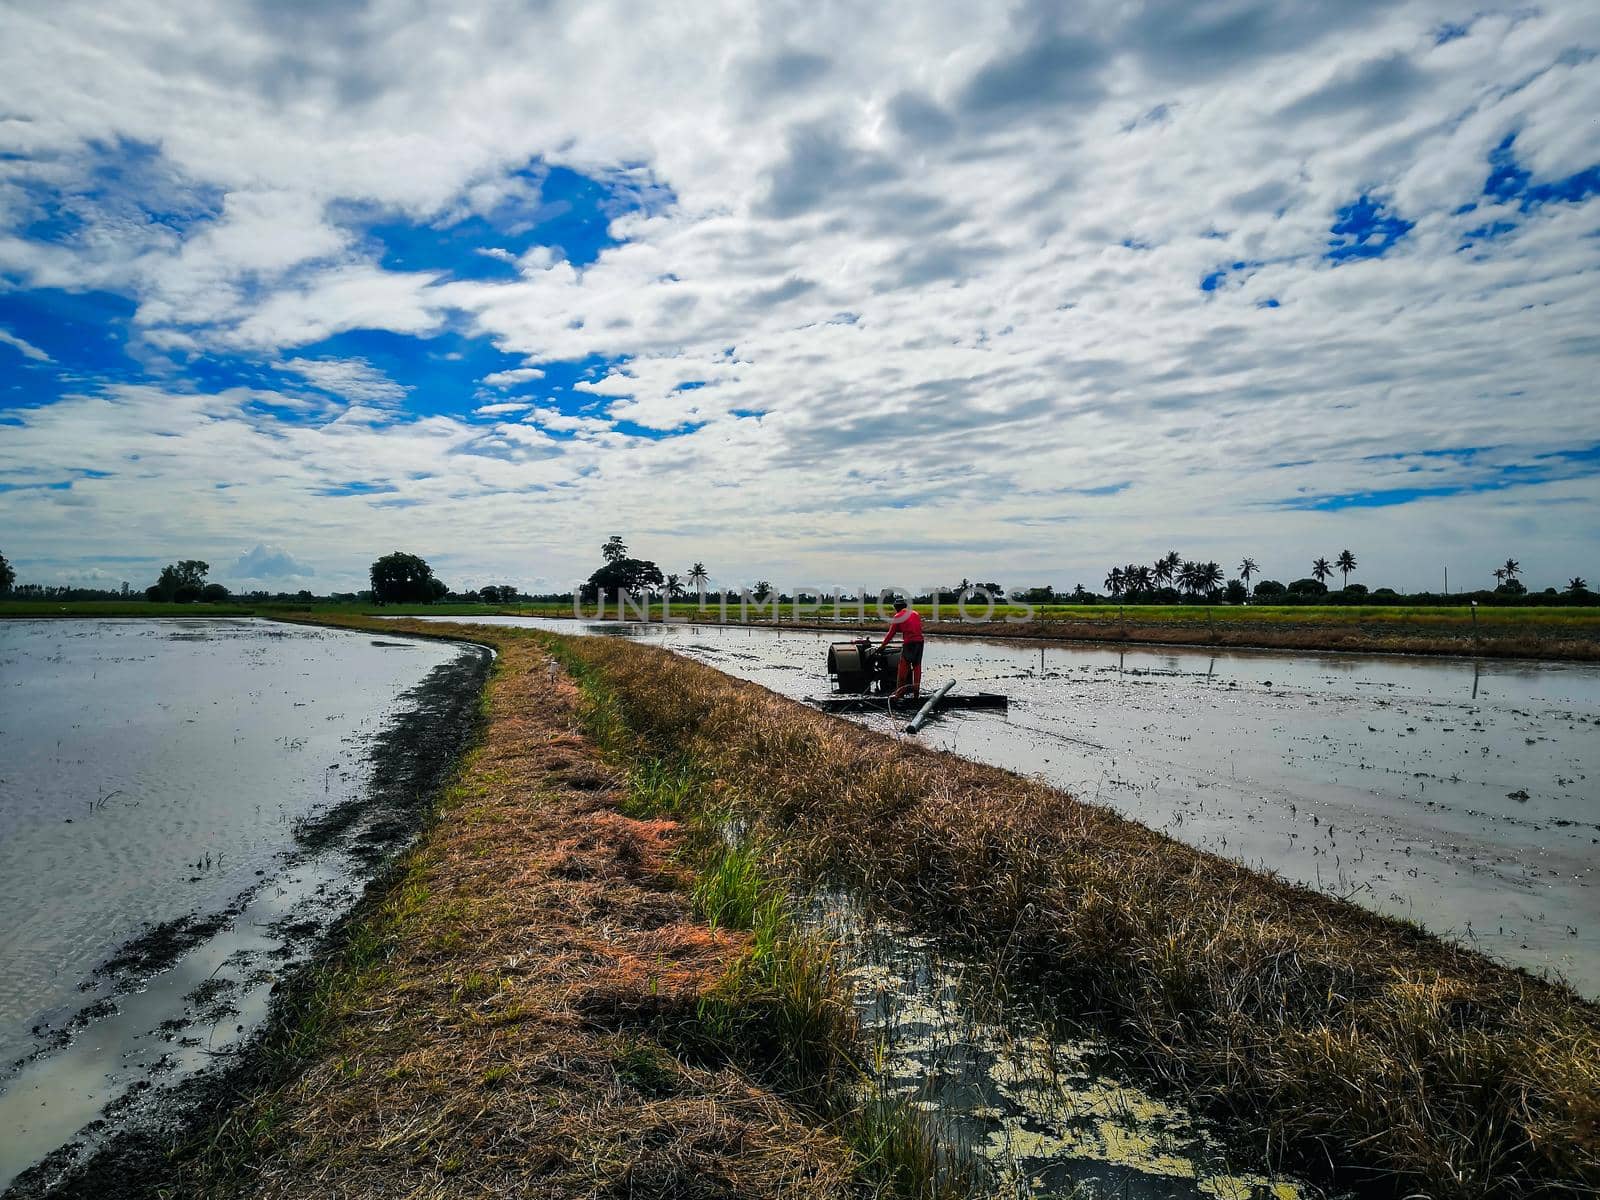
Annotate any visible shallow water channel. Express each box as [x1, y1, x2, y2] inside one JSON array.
[[0, 618, 487, 1192], [410, 615, 1600, 998]]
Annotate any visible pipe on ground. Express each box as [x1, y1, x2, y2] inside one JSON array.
[[904, 679, 956, 733]]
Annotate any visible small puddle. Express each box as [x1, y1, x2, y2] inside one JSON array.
[[818, 896, 1340, 1199]]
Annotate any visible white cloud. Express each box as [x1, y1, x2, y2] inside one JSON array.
[[232, 543, 315, 580], [0, 0, 1597, 590], [276, 357, 410, 406], [479, 366, 546, 387], [0, 327, 50, 362]]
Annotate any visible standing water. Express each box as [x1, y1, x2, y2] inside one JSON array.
[[402, 616, 1600, 997], [0, 619, 489, 1192]]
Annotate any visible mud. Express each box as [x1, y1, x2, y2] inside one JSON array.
[[0, 622, 491, 1196]]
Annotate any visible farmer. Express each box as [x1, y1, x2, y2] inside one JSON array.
[[879, 597, 925, 700]]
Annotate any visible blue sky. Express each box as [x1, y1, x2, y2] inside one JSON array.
[[1, 1, 1598, 594]]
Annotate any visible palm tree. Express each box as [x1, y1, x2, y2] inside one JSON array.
[[687, 561, 708, 603], [1198, 561, 1224, 596], [1335, 549, 1357, 588], [1238, 557, 1258, 587], [1103, 567, 1125, 598], [1125, 565, 1152, 596], [1568, 577, 1589, 594], [1177, 561, 1201, 597], [665, 573, 685, 600], [1311, 557, 1333, 586], [1154, 551, 1182, 589], [1493, 567, 1506, 586], [1501, 558, 1520, 582]]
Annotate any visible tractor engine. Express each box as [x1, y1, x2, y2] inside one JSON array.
[[826, 639, 901, 695]]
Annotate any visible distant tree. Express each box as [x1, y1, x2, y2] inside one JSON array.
[[1335, 549, 1357, 587], [602, 536, 629, 565], [200, 582, 230, 602], [751, 580, 773, 601], [478, 584, 519, 604], [1495, 577, 1527, 596], [1569, 577, 1590, 595], [1224, 579, 1248, 604], [1501, 558, 1521, 583], [1311, 557, 1333, 585], [666, 573, 685, 600], [0, 550, 13, 594], [582, 557, 664, 603], [1288, 577, 1328, 596], [1154, 551, 1182, 589], [370, 552, 447, 605], [1103, 567, 1125, 597], [1493, 567, 1506, 586], [150, 559, 211, 602], [1253, 579, 1287, 597], [1177, 561, 1202, 597], [1238, 557, 1259, 587], [1198, 561, 1224, 596], [687, 561, 709, 599]]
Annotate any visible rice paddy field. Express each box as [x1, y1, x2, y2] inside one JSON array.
[[8, 613, 1599, 1199]]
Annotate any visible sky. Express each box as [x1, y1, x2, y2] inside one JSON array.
[[0, 1, 1597, 597]]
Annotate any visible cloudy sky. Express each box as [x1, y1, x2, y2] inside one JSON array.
[[1, 0, 1597, 596]]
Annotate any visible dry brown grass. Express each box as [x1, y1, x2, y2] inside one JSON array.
[[493, 623, 1600, 1199], [175, 634, 861, 1199]]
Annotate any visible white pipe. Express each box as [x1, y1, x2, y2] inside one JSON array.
[[904, 679, 956, 733]]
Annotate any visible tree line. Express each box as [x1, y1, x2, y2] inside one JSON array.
[[0, 543, 1593, 607]]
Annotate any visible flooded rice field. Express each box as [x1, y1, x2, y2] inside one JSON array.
[[0, 619, 489, 1192], [411, 616, 1600, 999]]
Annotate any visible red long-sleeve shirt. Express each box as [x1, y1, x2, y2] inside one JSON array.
[[881, 607, 924, 646]]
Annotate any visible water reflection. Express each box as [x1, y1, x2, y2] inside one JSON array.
[[822, 898, 1336, 1199], [401, 615, 1600, 996]]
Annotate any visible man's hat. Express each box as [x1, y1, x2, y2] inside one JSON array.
[[893, 598, 907, 610]]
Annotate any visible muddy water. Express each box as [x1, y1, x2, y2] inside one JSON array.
[[826, 898, 1326, 1199], [0, 619, 485, 1192], [405, 616, 1600, 998]]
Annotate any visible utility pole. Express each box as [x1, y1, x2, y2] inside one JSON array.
[[1444, 566, 1449, 596]]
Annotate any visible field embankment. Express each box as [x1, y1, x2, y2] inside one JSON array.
[[412, 619, 1598, 1198], [19, 625, 952, 1200], [663, 606, 1600, 662]]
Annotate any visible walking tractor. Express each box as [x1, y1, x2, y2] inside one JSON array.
[[809, 638, 1007, 732]]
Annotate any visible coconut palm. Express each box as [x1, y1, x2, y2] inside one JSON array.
[[1177, 560, 1202, 597], [1125, 564, 1153, 595], [1311, 557, 1333, 585], [1238, 557, 1259, 587], [687, 561, 709, 602], [665, 573, 685, 600], [1501, 558, 1521, 582], [1335, 549, 1357, 588], [1198, 561, 1224, 596], [1154, 551, 1182, 589], [1104, 567, 1125, 597], [1567, 577, 1589, 594]]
